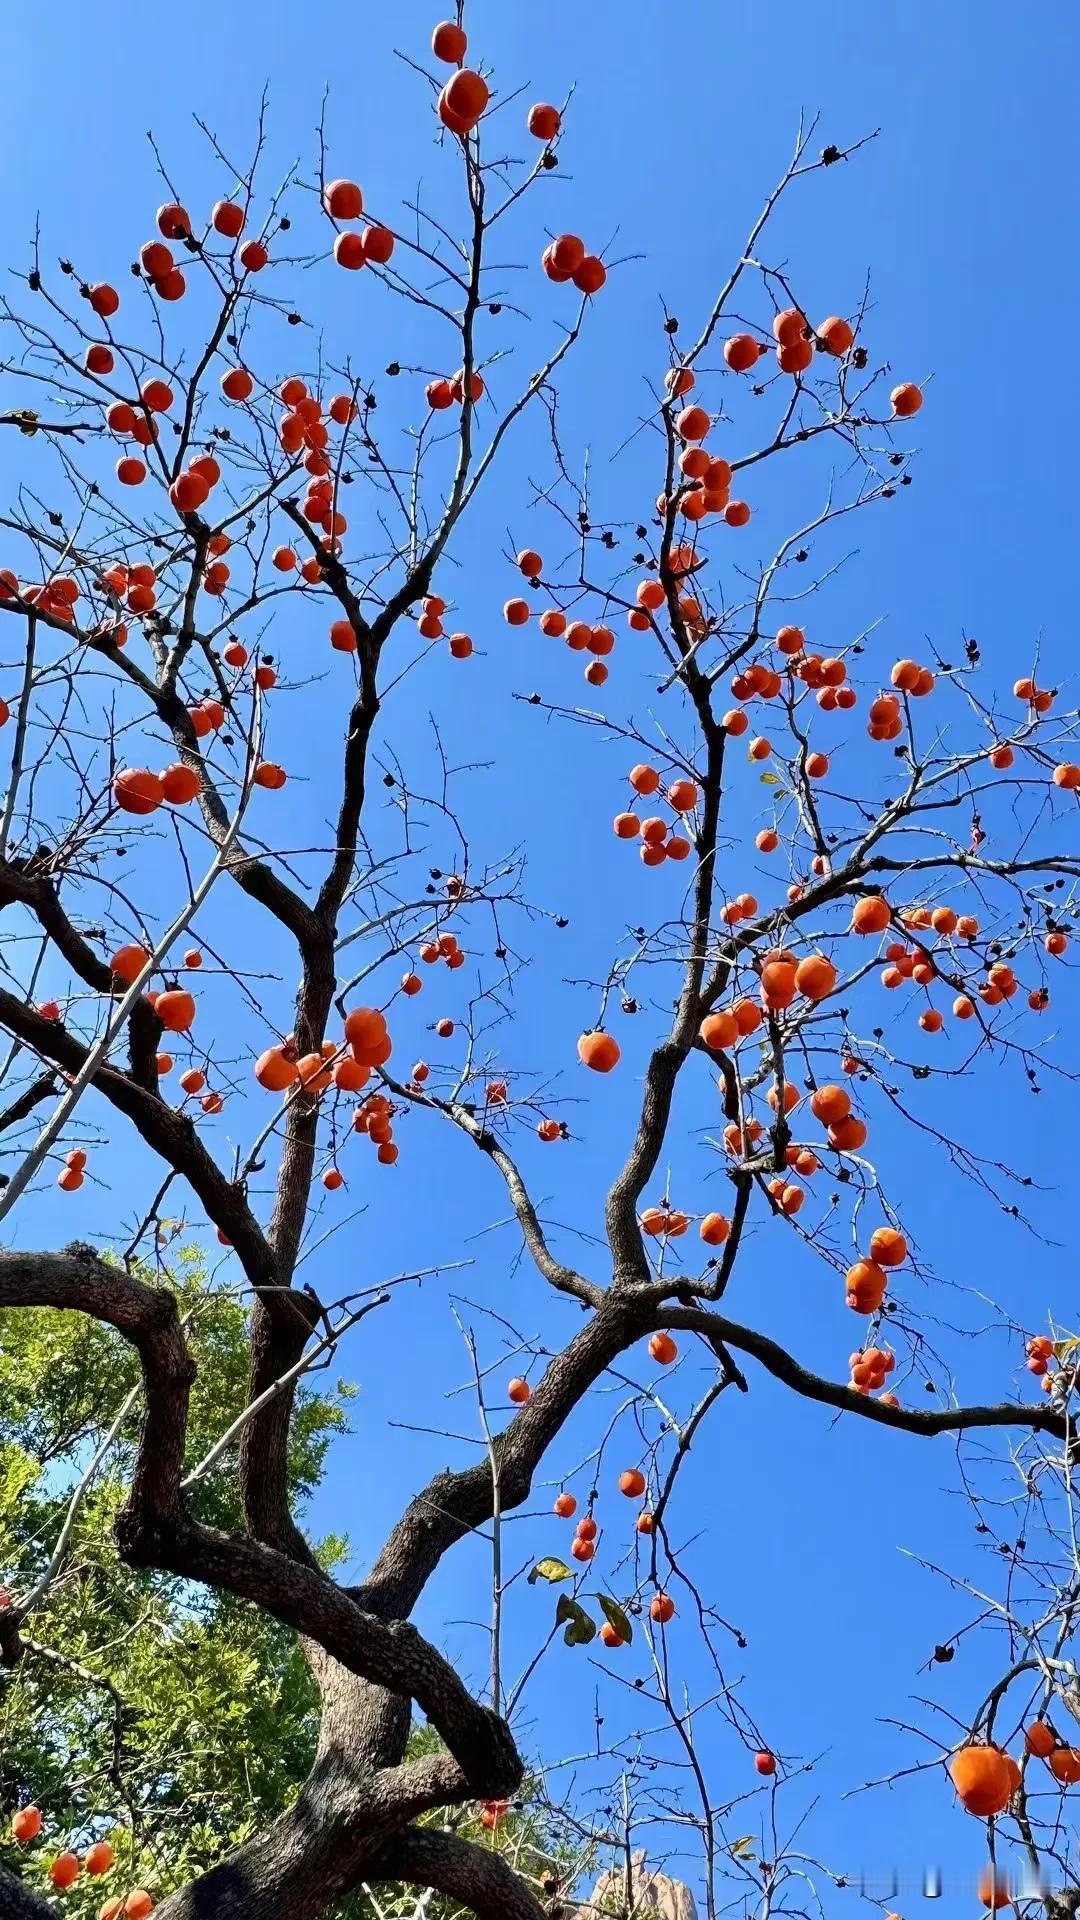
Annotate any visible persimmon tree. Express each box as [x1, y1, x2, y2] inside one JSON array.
[[0, 13, 1078, 1920]]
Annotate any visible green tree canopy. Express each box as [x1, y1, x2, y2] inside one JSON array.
[[0, 1256, 561, 1917], [0, 1253, 351, 1905]]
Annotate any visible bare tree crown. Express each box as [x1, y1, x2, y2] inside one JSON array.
[[0, 18, 1077, 1920]]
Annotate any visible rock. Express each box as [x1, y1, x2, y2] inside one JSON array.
[[577, 1849, 697, 1920]]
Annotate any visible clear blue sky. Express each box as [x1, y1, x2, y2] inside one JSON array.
[[2, 0, 1078, 1907]]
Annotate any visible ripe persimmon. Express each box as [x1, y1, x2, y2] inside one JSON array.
[[110, 944, 151, 985], [851, 896, 890, 934], [976, 1869, 1011, 1912], [1025, 1721, 1057, 1758], [528, 102, 561, 141], [450, 368, 484, 404], [810, 1085, 850, 1126], [255, 1048, 298, 1092], [650, 1593, 675, 1624], [724, 334, 762, 373], [554, 1491, 577, 1517], [950, 1743, 1014, 1816], [699, 1213, 730, 1247], [891, 382, 923, 417], [700, 1011, 738, 1050], [649, 1332, 678, 1364], [1049, 1747, 1080, 1785], [253, 762, 287, 790], [113, 769, 164, 815], [761, 959, 797, 1009], [220, 368, 253, 402], [85, 1842, 115, 1876], [794, 954, 836, 1001], [140, 378, 173, 413], [578, 1030, 620, 1072], [829, 1114, 868, 1152], [50, 1854, 80, 1890], [599, 1622, 624, 1648], [333, 231, 366, 269], [161, 764, 201, 805], [666, 778, 698, 811], [212, 199, 245, 238], [441, 68, 489, 131], [574, 255, 607, 294], [156, 989, 196, 1032], [818, 315, 854, 355], [628, 765, 662, 800], [846, 1260, 887, 1313], [548, 233, 585, 276], [88, 282, 119, 317], [156, 202, 190, 239], [11, 1807, 42, 1844], [676, 404, 710, 443], [362, 224, 395, 265], [777, 337, 813, 375], [432, 19, 467, 61], [618, 1469, 646, 1498], [767, 1081, 801, 1118], [772, 309, 806, 348], [865, 1227, 906, 1270], [50, 1843, 81, 1889], [754, 1750, 777, 1776], [507, 1377, 531, 1405]]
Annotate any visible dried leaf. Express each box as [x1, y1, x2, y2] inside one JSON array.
[[598, 1594, 633, 1644], [555, 1594, 596, 1645]]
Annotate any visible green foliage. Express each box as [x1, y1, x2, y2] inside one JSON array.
[[0, 1251, 350, 1909], [0, 1254, 568, 1917]]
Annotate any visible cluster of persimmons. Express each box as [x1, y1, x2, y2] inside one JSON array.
[[8, 1806, 150, 1915]]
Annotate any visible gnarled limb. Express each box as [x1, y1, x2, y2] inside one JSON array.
[[658, 1303, 1069, 1442], [369, 1828, 547, 1920]]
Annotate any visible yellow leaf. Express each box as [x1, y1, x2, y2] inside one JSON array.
[[529, 1557, 573, 1585]]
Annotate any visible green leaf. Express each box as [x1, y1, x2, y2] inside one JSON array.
[[758, 771, 782, 785], [1053, 1336, 1080, 1359], [528, 1556, 573, 1585], [555, 1594, 596, 1645], [597, 1594, 633, 1644], [730, 1836, 756, 1859]]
